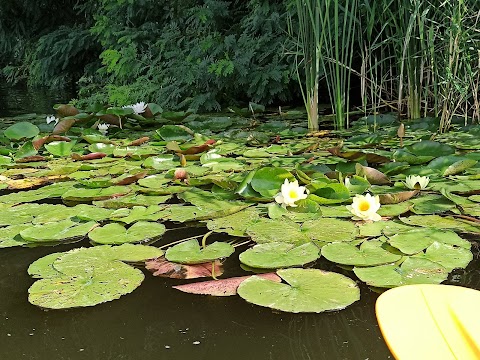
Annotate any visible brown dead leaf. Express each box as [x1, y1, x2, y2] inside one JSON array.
[[15, 155, 47, 163], [172, 272, 281, 296], [145, 257, 223, 279], [328, 145, 390, 164], [56, 104, 79, 117], [52, 119, 76, 135], [33, 135, 71, 150], [114, 171, 148, 185], [5, 176, 66, 190], [127, 137, 150, 146], [379, 190, 418, 204], [355, 163, 391, 185], [71, 152, 107, 161]]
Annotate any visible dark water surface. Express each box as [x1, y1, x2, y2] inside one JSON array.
[[0, 82, 75, 117], [0, 84, 478, 360]]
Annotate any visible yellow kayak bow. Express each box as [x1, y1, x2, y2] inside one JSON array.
[[376, 284, 480, 360]]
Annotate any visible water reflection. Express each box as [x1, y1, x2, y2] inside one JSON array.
[[0, 82, 75, 117]]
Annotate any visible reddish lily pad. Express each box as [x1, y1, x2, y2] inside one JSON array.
[[172, 272, 281, 296]]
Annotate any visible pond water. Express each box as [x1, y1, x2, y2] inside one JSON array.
[[0, 83, 479, 360]]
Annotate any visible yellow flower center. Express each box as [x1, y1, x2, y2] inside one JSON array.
[[359, 201, 370, 212], [289, 190, 298, 199]]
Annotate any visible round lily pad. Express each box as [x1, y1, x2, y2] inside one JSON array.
[[321, 240, 402, 266], [44, 141, 76, 157], [28, 261, 144, 309], [386, 228, 470, 255], [20, 220, 97, 242], [4, 122, 39, 140], [239, 242, 320, 269], [412, 241, 473, 271], [88, 221, 166, 244], [250, 167, 294, 198], [237, 268, 360, 313], [165, 239, 235, 264], [353, 257, 449, 288]]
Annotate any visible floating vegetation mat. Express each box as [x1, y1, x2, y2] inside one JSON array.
[[0, 108, 479, 312]]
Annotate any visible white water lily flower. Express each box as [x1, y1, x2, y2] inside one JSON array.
[[98, 123, 110, 136], [46, 115, 59, 125], [123, 102, 147, 115], [346, 193, 382, 221], [274, 179, 309, 208], [405, 175, 430, 190]]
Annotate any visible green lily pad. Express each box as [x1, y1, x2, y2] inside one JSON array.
[[409, 194, 456, 215], [93, 194, 171, 209], [20, 219, 97, 242], [29, 261, 144, 309], [412, 242, 473, 271], [353, 257, 449, 288], [165, 239, 234, 264], [110, 205, 164, 224], [27, 252, 63, 278], [321, 240, 402, 266], [0, 223, 31, 248], [246, 218, 311, 245], [4, 122, 40, 140], [310, 183, 351, 204], [62, 186, 131, 202], [143, 155, 178, 170], [156, 125, 192, 141], [237, 268, 360, 313], [239, 242, 320, 269], [400, 215, 480, 234], [250, 167, 294, 198], [44, 141, 77, 157], [407, 140, 455, 157], [302, 218, 358, 244], [137, 175, 170, 189], [88, 143, 116, 155], [88, 221, 166, 244], [206, 207, 261, 236], [386, 228, 470, 255]]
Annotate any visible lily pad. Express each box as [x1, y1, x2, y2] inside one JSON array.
[[239, 242, 320, 269], [250, 167, 294, 198], [400, 215, 480, 234], [412, 242, 473, 271], [237, 268, 360, 313], [44, 141, 76, 157], [321, 240, 402, 266], [172, 273, 281, 296], [353, 257, 449, 288], [165, 239, 235, 264], [246, 218, 311, 245], [20, 219, 97, 242], [386, 228, 470, 255], [206, 207, 260, 236], [302, 218, 358, 244], [29, 261, 144, 309], [88, 221, 166, 244], [4, 122, 40, 140], [110, 205, 164, 224], [146, 258, 224, 279]]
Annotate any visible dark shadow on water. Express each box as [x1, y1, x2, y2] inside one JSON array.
[[0, 82, 75, 117]]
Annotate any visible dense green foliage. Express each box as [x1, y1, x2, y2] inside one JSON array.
[[1, 0, 295, 111], [2, 0, 480, 129]]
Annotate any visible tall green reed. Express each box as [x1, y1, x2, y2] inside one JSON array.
[[290, 0, 358, 131]]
